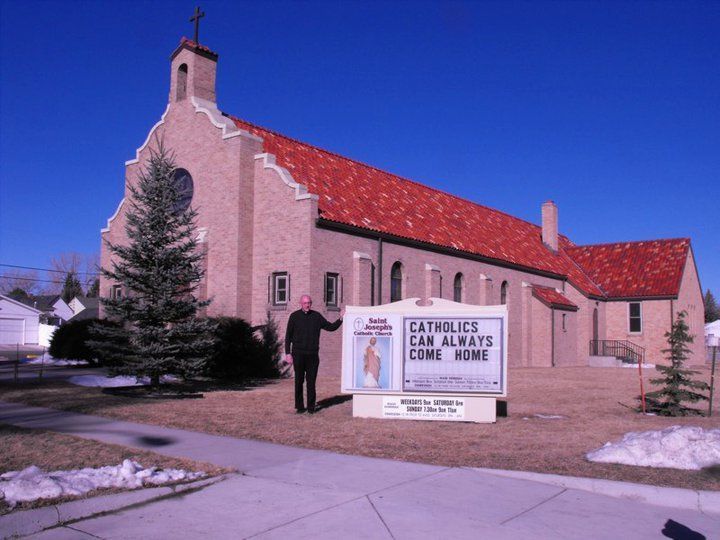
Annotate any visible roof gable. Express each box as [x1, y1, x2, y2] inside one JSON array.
[[532, 285, 579, 311], [565, 239, 690, 298]]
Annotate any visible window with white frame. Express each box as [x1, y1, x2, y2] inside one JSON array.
[[111, 285, 123, 300], [271, 272, 289, 305], [629, 302, 642, 333], [325, 272, 339, 307]]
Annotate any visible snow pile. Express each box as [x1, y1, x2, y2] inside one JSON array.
[[69, 374, 179, 387], [620, 363, 655, 369], [587, 426, 720, 470], [522, 414, 566, 420], [25, 355, 88, 366], [0, 459, 205, 508]]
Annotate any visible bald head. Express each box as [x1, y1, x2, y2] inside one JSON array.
[[300, 295, 313, 312]]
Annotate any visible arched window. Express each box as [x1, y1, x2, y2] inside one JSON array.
[[390, 262, 403, 302], [453, 273, 463, 302], [176, 64, 188, 100], [500, 281, 508, 305]]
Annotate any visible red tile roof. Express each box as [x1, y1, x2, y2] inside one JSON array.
[[564, 239, 690, 298], [532, 285, 578, 311], [173, 37, 218, 59], [226, 114, 687, 300]]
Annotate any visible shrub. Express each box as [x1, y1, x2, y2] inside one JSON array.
[[49, 319, 120, 365], [205, 316, 282, 380]]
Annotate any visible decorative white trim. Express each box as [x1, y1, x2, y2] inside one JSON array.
[[254, 153, 318, 201], [101, 198, 126, 233], [190, 97, 262, 141], [353, 251, 371, 260], [425, 263, 440, 272], [125, 105, 171, 165], [479, 273, 492, 281], [196, 227, 209, 243]]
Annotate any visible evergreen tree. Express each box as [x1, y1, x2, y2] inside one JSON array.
[[643, 311, 709, 416], [259, 310, 284, 376], [705, 289, 720, 323], [91, 141, 214, 387], [86, 278, 100, 298], [61, 271, 84, 303], [7, 287, 32, 305]]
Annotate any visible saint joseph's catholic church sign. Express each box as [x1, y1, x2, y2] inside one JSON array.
[[342, 299, 508, 423]]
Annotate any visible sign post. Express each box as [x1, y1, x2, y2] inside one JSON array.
[[341, 298, 508, 423]]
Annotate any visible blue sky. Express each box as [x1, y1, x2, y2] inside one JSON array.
[[1, 0, 718, 297]]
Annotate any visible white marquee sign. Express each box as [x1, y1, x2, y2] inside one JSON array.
[[342, 298, 508, 423]]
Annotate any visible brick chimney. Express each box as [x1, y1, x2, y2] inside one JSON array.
[[169, 37, 219, 104], [542, 200, 558, 252]]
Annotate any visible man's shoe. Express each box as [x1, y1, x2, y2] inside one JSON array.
[[296, 408, 306, 414], [307, 407, 316, 414]]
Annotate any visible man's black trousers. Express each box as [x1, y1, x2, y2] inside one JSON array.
[[293, 352, 319, 411]]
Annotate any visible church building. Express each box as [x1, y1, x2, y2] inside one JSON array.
[[100, 37, 705, 374]]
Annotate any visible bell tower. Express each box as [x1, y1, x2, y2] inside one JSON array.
[[169, 36, 218, 104]]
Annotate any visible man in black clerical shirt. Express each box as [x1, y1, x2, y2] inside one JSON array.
[[285, 295, 343, 413]]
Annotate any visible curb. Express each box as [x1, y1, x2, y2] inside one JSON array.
[[0, 474, 232, 539], [473, 467, 720, 516]]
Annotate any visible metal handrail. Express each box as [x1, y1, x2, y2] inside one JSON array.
[[589, 339, 645, 364]]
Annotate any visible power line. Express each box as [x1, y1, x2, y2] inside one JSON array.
[[0, 263, 99, 276]]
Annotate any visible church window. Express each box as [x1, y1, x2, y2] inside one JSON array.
[[562, 313, 567, 331], [390, 262, 403, 302], [629, 302, 642, 333], [453, 273, 463, 302], [325, 272, 339, 307], [500, 281, 508, 305], [272, 272, 289, 305], [176, 64, 188, 100], [111, 285, 123, 300]]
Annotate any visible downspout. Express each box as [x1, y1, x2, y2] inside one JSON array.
[[670, 299, 674, 326], [551, 307, 556, 367], [377, 237, 383, 305]]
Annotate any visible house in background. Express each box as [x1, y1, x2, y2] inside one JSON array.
[[707, 320, 720, 347], [69, 296, 100, 320], [0, 295, 41, 345], [24, 295, 74, 326], [101, 37, 705, 374]]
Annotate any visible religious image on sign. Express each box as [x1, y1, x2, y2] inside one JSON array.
[[402, 317, 504, 393], [354, 335, 391, 390]]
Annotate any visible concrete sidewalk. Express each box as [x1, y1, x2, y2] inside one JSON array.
[[1, 401, 718, 539]]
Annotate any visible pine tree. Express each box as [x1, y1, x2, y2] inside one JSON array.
[[91, 141, 215, 387], [259, 310, 284, 376], [643, 311, 709, 416], [61, 271, 84, 303], [85, 278, 100, 298], [705, 289, 720, 323]]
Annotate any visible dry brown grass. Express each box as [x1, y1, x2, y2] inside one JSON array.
[[1, 366, 719, 492], [0, 424, 229, 514]]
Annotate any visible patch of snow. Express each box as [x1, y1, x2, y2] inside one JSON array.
[[587, 426, 720, 470], [0, 459, 205, 508], [522, 413, 566, 420], [69, 374, 180, 387], [621, 363, 655, 369], [25, 354, 88, 367]]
